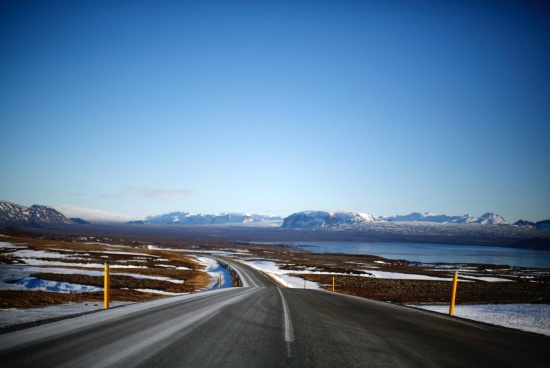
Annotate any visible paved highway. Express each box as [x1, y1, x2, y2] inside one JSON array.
[[1, 258, 549, 367]]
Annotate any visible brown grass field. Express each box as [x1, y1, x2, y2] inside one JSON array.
[[1, 232, 549, 311], [0, 235, 212, 309]]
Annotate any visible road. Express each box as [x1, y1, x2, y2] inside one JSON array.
[[1, 258, 549, 367]]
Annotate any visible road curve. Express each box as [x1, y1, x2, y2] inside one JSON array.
[[0, 257, 548, 367]]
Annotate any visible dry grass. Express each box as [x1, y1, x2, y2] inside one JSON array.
[[299, 274, 550, 304], [234, 242, 550, 305], [3, 233, 550, 310], [0, 235, 213, 309]]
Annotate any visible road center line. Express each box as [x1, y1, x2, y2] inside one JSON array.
[[278, 288, 294, 343]]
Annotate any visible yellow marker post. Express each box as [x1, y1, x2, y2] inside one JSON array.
[[332, 277, 335, 292], [104, 263, 110, 309], [449, 270, 458, 316]]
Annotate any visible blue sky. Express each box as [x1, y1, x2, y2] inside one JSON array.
[[1, 0, 549, 222]]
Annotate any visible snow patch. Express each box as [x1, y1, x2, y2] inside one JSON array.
[[362, 270, 453, 280], [242, 261, 321, 289], [10, 277, 103, 293], [412, 304, 550, 336]]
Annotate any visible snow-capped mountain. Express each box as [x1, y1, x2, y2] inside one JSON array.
[[514, 219, 550, 229], [53, 204, 140, 223], [0, 200, 74, 227], [281, 211, 381, 229], [383, 212, 509, 225], [514, 220, 535, 227], [382, 212, 465, 223], [454, 212, 508, 225], [145, 212, 282, 225]]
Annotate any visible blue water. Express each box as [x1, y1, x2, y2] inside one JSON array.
[[290, 242, 550, 269], [209, 264, 234, 288]]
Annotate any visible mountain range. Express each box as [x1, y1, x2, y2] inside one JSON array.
[[281, 211, 381, 229], [380, 212, 509, 225], [0, 201, 73, 228], [281, 211, 513, 229], [1, 200, 549, 231], [143, 211, 282, 225]]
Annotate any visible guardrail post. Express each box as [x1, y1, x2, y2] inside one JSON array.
[[449, 270, 458, 316], [104, 263, 110, 309]]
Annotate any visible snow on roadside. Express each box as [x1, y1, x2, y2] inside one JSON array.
[[362, 270, 453, 281], [459, 276, 514, 282], [240, 259, 525, 287], [242, 260, 321, 289], [241, 259, 450, 284], [195, 256, 219, 271], [194, 256, 232, 289], [134, 289, 188, 295], [0, 302, 133, 327], [411, 304, 550, 336]]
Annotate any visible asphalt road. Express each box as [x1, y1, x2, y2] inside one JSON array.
[[1, 258, 549, 367]]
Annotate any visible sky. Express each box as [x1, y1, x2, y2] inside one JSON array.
[[1, 0, 549, 222]]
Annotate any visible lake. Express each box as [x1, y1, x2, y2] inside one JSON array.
[[289, 242, 550, 269]]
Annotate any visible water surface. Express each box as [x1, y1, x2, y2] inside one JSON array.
[[290, 242, 550, 269]]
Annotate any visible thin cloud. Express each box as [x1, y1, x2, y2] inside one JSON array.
[[122, 186, 193, 202]]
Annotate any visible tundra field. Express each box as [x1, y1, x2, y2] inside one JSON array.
[[2, 230, 549, 318]]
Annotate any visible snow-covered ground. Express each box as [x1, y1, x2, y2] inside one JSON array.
[[411, 304, 550, 337], [243, 260, 454, 283], [195, 256, 233, 289], [1, 302, 133, 326], [243, 260, 322, 289], [0, 241, 231, 327]]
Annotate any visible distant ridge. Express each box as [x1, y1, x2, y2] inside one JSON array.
[[2, 199, 549, 231], [144, 212, 282, 226], [281, 210, 381, 229], [514, 219, 550, 229], [382, 212, 509, 225], [0, 200, 73, 227]]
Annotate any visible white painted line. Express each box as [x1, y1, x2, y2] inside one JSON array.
[[278, 288, 294, 343]]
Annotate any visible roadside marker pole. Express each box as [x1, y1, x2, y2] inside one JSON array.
[[449, 270, 458, 316], [304, 280, 306, 289], [332, 277, 335, 292], [104, 263, 110, 309], [219, 273, 222, 289]]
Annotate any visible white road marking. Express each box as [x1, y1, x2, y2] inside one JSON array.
[[278, 288, 294, 343]]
